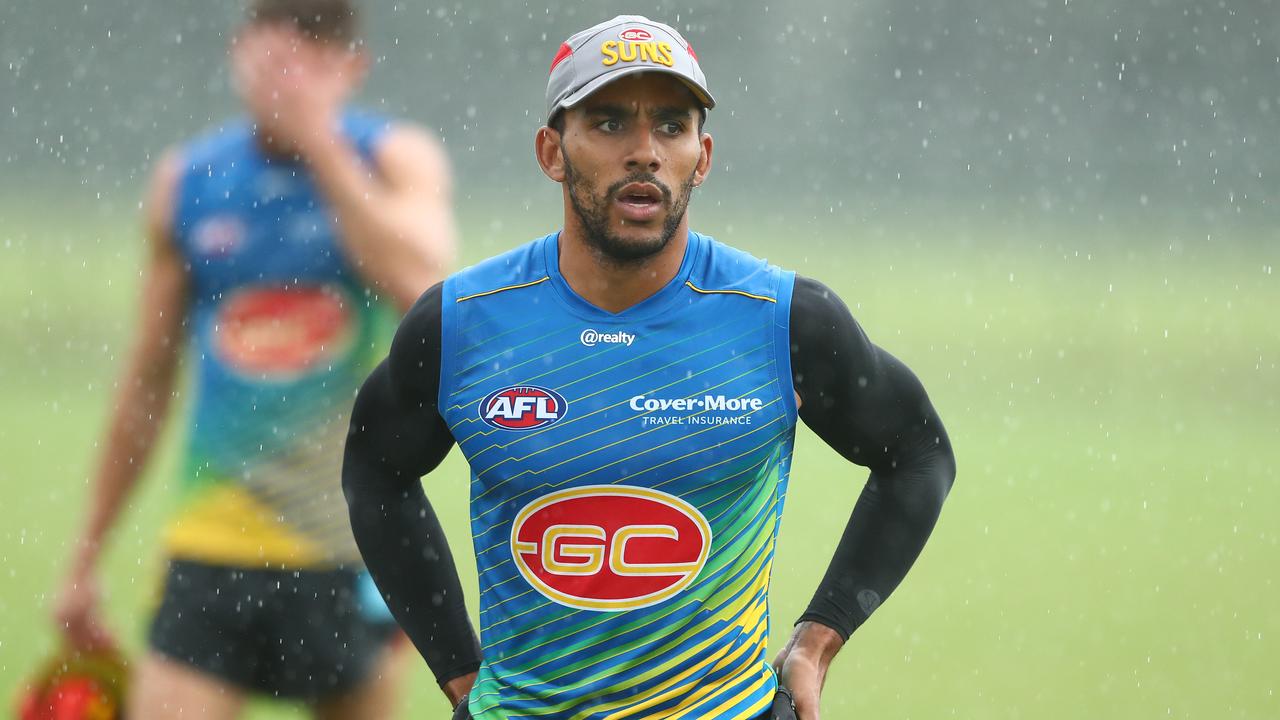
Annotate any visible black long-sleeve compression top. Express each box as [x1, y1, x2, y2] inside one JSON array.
[[343, 275, 955, 684]]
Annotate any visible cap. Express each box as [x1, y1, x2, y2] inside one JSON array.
[[546, 15, 715, 123]]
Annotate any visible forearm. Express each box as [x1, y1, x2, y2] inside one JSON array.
[[343, 455, 481, 685], [300, 130, 453, 309], [777, 621, 843, 675], [800, 439, 955, 638], [72, 360, 178, 572]]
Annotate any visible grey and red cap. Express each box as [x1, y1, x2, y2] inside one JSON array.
[[545, 15, 715, 123]]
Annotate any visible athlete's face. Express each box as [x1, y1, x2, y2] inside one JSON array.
[[231, 23, 367, 114], [538, 74, 713, 264]]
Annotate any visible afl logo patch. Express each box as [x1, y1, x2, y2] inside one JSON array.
[[191, 215, 245, 256], [511, 485, 712, 611], [479, 386, 568, 431]]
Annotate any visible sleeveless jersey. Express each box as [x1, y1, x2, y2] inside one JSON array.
[[164, 112, 395, 569], [439, 231, 798, 719]]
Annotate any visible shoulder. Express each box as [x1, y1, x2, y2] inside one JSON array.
[[790, 275, 864, 333], [445, 235, 554, 305], [143, 146, 190, 247], [387, 282, 443, 390], [791, 275, 845, 315], [349, 111, 449, 177], [176, 118, 253, 172], [687, 231, 793, 303], [395, 282, 444, 346]]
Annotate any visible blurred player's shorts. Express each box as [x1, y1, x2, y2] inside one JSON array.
[[14, 646, 127, 720], [148, 560, 398, 699]]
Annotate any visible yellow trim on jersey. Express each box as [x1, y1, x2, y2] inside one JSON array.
[[163, 485, 327, 567], [456, 276, 551, 303], [683, 280, 776, 303]]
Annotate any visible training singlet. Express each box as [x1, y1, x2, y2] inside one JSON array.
[[163, 112, 395, 569], [439, 231, 798, 719]]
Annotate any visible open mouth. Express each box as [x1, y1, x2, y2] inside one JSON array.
[[616, 183, 663, 209]]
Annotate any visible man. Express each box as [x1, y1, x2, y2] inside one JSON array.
[[52, 1, 456, 717], [344, 14, 955, 720]]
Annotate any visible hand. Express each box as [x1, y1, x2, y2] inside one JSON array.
[[772, 622, 844, 720], [53, 567, 116, 651], [231, 26, 358, 154], [442, 671, 478, 713]]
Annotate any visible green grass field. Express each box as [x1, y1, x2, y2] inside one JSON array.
[[2, 201, 1277, 718]]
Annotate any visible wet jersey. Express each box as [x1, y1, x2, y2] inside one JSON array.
[[164, 112, 395, 569], [439, 231, 798, 719]]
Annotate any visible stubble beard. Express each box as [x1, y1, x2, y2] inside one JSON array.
[[562, 148, 697, 268]]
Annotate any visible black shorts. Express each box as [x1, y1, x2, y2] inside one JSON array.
[[148, 559, 398, 700]]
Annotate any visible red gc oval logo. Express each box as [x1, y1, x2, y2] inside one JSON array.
[[216, 285, 354, 380], [510, 486, 712, 611], [480, 386, 568, 431], [620, 28, 653, 42]]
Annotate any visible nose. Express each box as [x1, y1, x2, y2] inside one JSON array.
[[623, 127, 661, 173]]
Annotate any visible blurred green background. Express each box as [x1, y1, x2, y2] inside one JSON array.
[[2, 0, 1278, 718]]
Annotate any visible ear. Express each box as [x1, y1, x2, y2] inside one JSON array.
[[535, 126, 566, 183], [691, 131, 713, 187]]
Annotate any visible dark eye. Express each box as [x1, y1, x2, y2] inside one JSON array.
[[597, 119, 623, 133], [660, 121, 684, 136]]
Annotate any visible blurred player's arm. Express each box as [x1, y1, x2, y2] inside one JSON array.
[[233, 26, 456, 311], [302, 125, 458, 311], [777, 275, 957, 718], [54, 149, 188, 650], [343, 283, 480, 706]]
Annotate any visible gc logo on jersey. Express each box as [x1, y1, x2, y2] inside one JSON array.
[[479, 386, 568, 431], [510, 486, 712, 611], [215, 285, 354, 380]]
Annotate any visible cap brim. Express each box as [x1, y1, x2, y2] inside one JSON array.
[[552, 65, 715, 121]]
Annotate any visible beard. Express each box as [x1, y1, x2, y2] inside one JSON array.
[[562, 148, 697, 266]]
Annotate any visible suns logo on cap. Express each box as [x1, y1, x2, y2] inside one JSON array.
[[601, 28, 674, 68], [479, 386, 568, 431]]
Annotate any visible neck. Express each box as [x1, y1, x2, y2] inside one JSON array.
[[251, 130, 302, 162], [557, 214, 691, 314]]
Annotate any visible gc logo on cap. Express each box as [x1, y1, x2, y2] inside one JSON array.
[[545, 15, 715, 123]]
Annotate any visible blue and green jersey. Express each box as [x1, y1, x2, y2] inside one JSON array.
[[440, 231, 797, 719]]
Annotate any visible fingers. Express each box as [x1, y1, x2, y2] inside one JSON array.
[[792, 689, 820, 720], [771, 688, 799, 720], [234, 28, 306, 96], [68, 618, 116, 652], [57, 604, 115, 651]]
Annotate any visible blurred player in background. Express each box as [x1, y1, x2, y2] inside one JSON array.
[[344, 14, 955, 720], [51, 0, 456, 717]]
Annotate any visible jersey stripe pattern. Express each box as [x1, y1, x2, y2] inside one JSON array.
[[165, 111, 395, 568], [439, 231, 797, 719]]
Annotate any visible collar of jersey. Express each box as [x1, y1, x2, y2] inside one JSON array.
[[541, 229, 705, 322]]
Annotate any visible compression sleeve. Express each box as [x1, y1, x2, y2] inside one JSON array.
[[789, 275, 957, 640], [343, 283, 482, 684]]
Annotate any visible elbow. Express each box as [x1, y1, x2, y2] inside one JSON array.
[[340, 443, 369, 512], [891, 438, 955, 521], [939, 443, 957, 496], [930, 438, 957, 510]]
